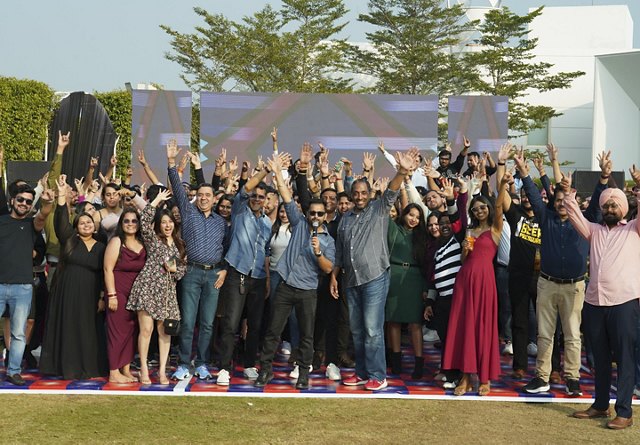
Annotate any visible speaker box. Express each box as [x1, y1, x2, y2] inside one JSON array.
[[572, 170, 625, 196], [6, 161, 50, 187]]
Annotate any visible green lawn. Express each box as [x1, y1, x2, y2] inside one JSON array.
[[1, 395, 639, 444]]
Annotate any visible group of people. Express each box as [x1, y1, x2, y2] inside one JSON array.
[[1, 129, 639, 429]]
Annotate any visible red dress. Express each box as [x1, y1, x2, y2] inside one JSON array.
[[442, 230, 500, 383], [106, 245, 146, 370]]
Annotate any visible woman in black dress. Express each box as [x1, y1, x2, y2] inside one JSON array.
[[40, 175, 108, 379]]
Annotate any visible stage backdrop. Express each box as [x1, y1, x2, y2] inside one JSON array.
[[447, 95, 509, 163], [131, 90, 192, 185], [199, 92, 439, 178]]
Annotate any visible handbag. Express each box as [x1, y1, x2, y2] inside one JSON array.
[[162, 268, 181, 336]]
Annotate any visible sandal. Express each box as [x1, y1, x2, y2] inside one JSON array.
[[453, 374, 472, 396], [478, 382, 491, 396]]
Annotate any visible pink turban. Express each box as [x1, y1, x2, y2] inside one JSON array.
[[599, 188, 628, 216]]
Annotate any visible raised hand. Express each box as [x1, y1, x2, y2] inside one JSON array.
[[38, 172, 50, 190], [110, 155, 118, 167], [126, 166, 133, 178], [188, 151, 202, 170], [57, 174, 67, 193], [152, 188, 172, 206], [90, 156, 99, 168], [498, 143, 512, 163], [629, 164, 640, 185], [271, 127, 277, 143], [256, 155, 265, 172], [463, 135, 471, 149], [178, 153, 189, 172], [513, 149, 529, 176], [300, 142, 313, 168], [137, 150, 147, 166], [58, 131, 71, 151], [228, 156, 238, 173], [560, 171, 572, 192], [320, 157, 330, 176], [597, 150, 612, 176], [363, 152, 376, 171], [74, 177, 86, 195], [532, 154, 545, 174], [242, 160, 251, 173], [395, 147, 420, 173], [377, 140, 386, 154], [439, 177, 455, 201], [40, 187, 55, 203], [546, 143, 558, 162], [500, 168, 514, 186], [277, 152, 292, 169], [166, 138, 181, 161]]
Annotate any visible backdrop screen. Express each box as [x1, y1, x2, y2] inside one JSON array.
[[199, 92, 439, 178], [447, 95, 509, 159], [131, 90, 192, 185]]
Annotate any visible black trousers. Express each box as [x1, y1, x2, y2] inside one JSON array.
[[314, 276, 350, 365], [584, 300, 639, 419], [509, 270, 538, 371], [260, 282, 317, 370], [218, 268, 266, 371]]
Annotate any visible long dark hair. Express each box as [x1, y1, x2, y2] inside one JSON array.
[[62, 212, 97, 261], [469, 195, 494, 228], [215, 194, 234, 220], [153, 208, 186, 261], [115, 207, 143, 245], [398, 203, 427, 265], [270, 201, 292, 241]]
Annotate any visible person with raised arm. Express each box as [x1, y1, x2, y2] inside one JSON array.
[[329, 145, 420, 391]]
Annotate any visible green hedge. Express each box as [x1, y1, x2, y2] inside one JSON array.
[[0, 77, 55, 164]]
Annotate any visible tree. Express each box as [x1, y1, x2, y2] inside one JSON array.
[[161, 1, 353, 93], [350, 0, 479, 96], [464, 6, 585, 136]]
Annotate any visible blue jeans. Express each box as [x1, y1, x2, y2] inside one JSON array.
[[0, 283, 33, 375], [345, 270, 389, 381], [178, 266, 221, 367]]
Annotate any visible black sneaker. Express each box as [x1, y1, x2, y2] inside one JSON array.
[[523, 377, 550, 394], [566, 379, 583, 397], [254, 370, 273, 388]]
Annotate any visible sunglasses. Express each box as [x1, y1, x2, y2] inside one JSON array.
[[309, 211, 326, 217], [471, 205, 489, 213], [123, 218, 139, 224], [250, 194, 266, 201], [15, 197, 34, 205]]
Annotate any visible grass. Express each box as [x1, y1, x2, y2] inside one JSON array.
[[1, 395, 639, 444]]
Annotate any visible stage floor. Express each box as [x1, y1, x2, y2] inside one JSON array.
[[1, 343, 638, 403]]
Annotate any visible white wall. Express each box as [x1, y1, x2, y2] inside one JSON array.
[[527, 5, 633, 170]]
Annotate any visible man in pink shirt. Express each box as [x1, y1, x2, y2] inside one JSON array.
[[564, 173, 640, 430]]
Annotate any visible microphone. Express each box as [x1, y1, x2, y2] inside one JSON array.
[[312, 221, 319, 237]]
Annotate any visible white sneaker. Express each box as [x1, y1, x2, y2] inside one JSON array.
[[216, 369, 230, 386], [243, 367, 259, 379], [280, 341, 292, 355], [289, 364, 312, 379], [502, 342, 513, 356], [325, 363, 342, 381], [634, 387, 640, 398], [422, 328, 439, 343], [527, 342, 538, 357]]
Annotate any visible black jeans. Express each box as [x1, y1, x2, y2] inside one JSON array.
[[314, 276, 350, 365], [509, 270, 538, 371], [584, 300, 639, 419], [218, 268, 266, 371], [260, 282, 317, 370]]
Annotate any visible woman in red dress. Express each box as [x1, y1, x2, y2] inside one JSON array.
[[443, 172, 509, 396]]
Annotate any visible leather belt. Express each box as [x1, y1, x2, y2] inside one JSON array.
[[391, 261, 419, 269], [540, 272, 585, 285], [188, 261, 220, 270]]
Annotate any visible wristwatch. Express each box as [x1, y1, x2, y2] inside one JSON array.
[[315, 251, 322, 257]]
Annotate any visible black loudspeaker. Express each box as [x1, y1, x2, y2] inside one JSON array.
[[6, 161, 50, 186], [573, 170, 625, 195]]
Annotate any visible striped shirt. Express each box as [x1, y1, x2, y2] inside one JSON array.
[[168, 167, 227, 265], [433, 236, 462, 298]]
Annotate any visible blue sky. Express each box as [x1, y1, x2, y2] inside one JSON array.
[[1, 0, 638, 92]]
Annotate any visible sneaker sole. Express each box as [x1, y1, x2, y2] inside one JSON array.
[[326, 373, 342, 381], [523, 385, 550, 394], [343, 380, 367, 386], [216, 380, 230, 386], [365, 382, 388, 391], [172, 373, 192, 381]]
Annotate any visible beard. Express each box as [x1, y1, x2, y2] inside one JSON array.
[[603, 212, 621, 226], [12, 204, 31, 217]]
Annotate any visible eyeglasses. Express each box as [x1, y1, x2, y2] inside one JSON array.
[[250, 194, 266, 201], [15, 197, 34, 205], [123, 219, 138, 225], [471, 205, 489, 213], [309, 211, 326, 217]]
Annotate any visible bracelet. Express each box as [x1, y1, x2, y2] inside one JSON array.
[[498, 162, 505, 166], [363, 169, 370, 172], [322, 175, 329, 180]]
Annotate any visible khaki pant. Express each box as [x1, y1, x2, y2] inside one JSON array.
[[535, 277, 585, 381]]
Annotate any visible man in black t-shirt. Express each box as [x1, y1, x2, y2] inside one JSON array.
[[0, 184, 54, 386]]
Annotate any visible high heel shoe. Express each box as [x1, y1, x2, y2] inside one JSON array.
[[478, 382, 491, 396]]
